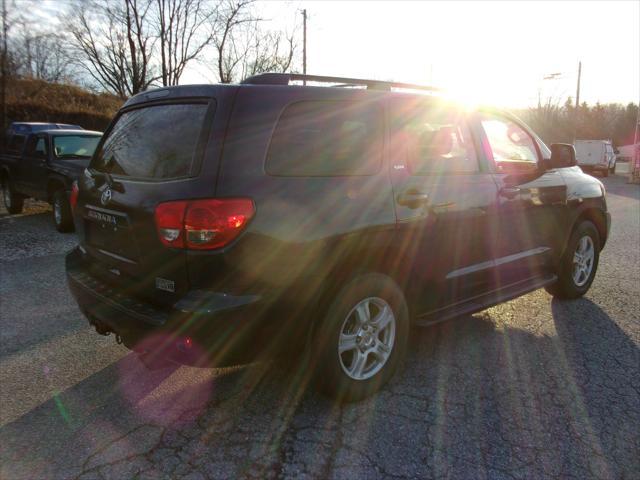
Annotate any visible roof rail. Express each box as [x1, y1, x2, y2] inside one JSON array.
[[241, 73, 442, 92]]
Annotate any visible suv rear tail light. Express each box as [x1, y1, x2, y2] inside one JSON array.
[[154, 198, 254, 250], [155, 201, 188, 248], [70, 181, 79, 212]]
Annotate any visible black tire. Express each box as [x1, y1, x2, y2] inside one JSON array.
[[53, 189, 74, 232], [545, 220, 600, 299], [312, 273, 409, 402], [1, 175, 24, 215], [609, 163, 615, 174]]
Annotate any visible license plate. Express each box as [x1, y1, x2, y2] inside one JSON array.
[[85, 206, 138, 261]]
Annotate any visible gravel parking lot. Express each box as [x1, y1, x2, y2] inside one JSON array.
[[1, 175, 638, 480]]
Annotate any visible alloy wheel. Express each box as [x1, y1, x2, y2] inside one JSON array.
[[338, 297, 396, 381], [54, 197, 62, 225], [572, 235, 595, 287], [2, 180, 11, 208]]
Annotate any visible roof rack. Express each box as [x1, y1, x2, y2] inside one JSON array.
[[241, 73, 442, 92]]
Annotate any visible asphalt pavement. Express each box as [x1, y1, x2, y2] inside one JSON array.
[[0, 175, 638, 479]]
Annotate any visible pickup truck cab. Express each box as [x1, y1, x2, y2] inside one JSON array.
[[1, 128, 102, 231]]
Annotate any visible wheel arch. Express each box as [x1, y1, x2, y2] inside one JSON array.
[[46, 177, 67, 203], [305, 239, 411, 342], [567, 206, 608, 253]]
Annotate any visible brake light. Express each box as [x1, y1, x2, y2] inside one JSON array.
[[154, 198, 254, 250], [70, 181, 79, 212]]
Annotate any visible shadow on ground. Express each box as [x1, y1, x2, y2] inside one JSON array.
[[1, 297, 638, 479]]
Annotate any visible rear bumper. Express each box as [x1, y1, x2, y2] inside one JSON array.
[[65, 248, 282, 366]]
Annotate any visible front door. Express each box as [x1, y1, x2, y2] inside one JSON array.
[[388, 99, 500, 313], [477, 113, 568, 286]]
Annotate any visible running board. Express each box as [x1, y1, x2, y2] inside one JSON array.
[[414, 274, 557, 327]]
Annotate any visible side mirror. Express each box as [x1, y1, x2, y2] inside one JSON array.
[[546, 143, 576, 169]]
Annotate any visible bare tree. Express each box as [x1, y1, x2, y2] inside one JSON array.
[[68, 0, 157, 98], [211, 0, 297, 84], [212, 0, 256, 83], [23, 33, 71, 82], [238, 26, 296, 80], [3, 12, 74, 83], [56, 0, 299, 94], [155, 0, 216, 86]]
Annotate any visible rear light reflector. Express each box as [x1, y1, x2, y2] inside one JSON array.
[[154, 198, 254, 250], [70, 181, 79, 212]]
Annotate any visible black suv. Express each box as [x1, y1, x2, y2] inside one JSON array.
[[66, 73, 610, 400]]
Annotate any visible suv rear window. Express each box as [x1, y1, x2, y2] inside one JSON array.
[[266, 101, 383, 176], [92, 103, 210, 179]]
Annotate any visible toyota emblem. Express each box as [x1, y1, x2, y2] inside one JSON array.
[[101, 187, 112, 206]]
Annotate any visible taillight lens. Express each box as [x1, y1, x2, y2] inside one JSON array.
[[154, 198, 254, 250], [154, 201, 188, 248], [70, 181, 79, 212]]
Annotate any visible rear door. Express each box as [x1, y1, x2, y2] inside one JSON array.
[[388, 99, 500, 311], [76, 97, 221, 307]]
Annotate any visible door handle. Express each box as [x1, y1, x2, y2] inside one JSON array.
[[397, 189, 429, 209], [499, 187, 520, 199]]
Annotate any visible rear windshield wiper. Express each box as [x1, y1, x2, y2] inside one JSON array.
[[89, 170, 125, 193]]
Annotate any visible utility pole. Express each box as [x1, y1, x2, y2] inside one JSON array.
[[630, 103, 640, 184], [573, 60, 582, 143], [1, 0, 7, 139], [302, 9, 307, 85]]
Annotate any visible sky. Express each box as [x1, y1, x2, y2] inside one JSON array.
[[13, 0, 640, 108]]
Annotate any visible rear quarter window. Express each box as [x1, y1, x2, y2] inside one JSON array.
[[266, 100, 383, 176], [92, 102, 211, 180]]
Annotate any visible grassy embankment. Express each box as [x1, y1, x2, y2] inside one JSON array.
[[5, 78, 123, 132]]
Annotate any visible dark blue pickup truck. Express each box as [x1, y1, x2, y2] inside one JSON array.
[[1, 124, 102, 231]]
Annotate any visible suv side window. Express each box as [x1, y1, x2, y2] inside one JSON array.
[[480, 115, 539, 172], [26, 136, 47, 157], [396, 108, 478, 175], [35, 137, 47, 156], [266, 100, 383, 176]]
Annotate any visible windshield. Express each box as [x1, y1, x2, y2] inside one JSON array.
[[53, 135, 101, 159], [91, 103, 210, 179]]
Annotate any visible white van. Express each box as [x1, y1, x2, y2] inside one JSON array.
[[574, 140, 616, 176]]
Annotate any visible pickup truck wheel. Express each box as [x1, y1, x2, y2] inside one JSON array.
[[313, 273, 409, 402], [545, 220, 600, 299], [1, 176, 24, 214], [53, 189, 74, 232]]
